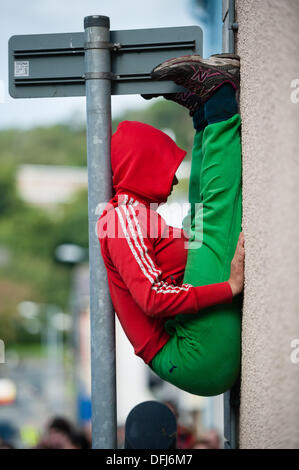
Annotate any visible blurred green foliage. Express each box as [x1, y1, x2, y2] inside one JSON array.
[[0, 99, 193, 345], [0, 124, 87, 167]]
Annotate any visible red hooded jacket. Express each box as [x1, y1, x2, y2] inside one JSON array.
[[97, 121, 232, 364]]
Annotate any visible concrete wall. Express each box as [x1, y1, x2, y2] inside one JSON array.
[[236, 0, 299, 449]]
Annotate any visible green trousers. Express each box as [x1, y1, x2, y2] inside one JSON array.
[[151, 114, 242, 396]]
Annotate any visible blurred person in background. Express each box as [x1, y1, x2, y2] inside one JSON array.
[[204, 428, 220, 449], [0, 421, 18, 449], [190, 429, 221, 449], [164, 400, 196, 449], [0, 437, 15, 449], [191, 438, 212, 449], [35, 416, 90, 449]]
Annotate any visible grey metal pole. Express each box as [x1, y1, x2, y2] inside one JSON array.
[[222, 0, 240, 450], [84, 15, 117, 449]]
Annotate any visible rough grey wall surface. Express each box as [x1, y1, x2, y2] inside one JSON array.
[[236, 0, 299, 449]]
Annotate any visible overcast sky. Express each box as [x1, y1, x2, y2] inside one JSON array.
[[0, 0, 199, 129]]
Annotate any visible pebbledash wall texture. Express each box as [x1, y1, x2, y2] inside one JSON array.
[[236, 0, 299, 448]]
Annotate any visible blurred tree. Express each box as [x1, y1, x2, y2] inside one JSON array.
[[0, 279, 33, 344], [0, 125, 87, 167], [0, 161, 21, 215], [0, 99, 194, 169], [52, 189, 89, 251]]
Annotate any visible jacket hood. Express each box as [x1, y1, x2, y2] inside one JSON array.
[[111, 121, 187, 204]]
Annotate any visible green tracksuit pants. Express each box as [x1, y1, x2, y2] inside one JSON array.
[[151, 113, 242, 396]]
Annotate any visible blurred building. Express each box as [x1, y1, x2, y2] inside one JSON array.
[[16, 164, 87, 207]]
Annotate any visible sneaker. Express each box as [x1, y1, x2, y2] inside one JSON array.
[[141, 90, 204, 116], [151, 53, 240, 104]]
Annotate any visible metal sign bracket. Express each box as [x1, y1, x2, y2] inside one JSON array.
[[84, 41, 122, 51]]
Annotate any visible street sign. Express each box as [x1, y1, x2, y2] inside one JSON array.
[[8, 26, 203, 98]]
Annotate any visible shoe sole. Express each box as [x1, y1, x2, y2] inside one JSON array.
[[153, 55, 239, 75], [151, 54, 240, 94], [152, 51, 239, 75]]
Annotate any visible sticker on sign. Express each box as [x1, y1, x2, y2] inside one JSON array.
[[14, 61, 29, 77]]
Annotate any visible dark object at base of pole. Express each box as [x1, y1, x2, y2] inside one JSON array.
[[125, 401, 177, 450]]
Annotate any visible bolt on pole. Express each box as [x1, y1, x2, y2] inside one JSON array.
[[84, 15, 117, 449]]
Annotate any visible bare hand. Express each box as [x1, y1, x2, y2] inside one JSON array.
[[228, 232, 245, 296]]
